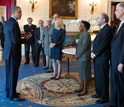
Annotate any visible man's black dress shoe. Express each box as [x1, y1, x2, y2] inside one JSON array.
[[46, 71, 53, 73], [6, 94, 9, 98], [96, 99, 109, 104], [24, 62, 29, 64], [104, 104, 111, 107], [34, 64, 39, 67], [6, 93, 20, 98], [10, 96, 25, 101], [91, 94, 99, 98], [13, 93, 20, 98]]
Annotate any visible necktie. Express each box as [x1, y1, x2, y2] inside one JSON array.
[[29, 25, 31, 30], [40, 27, 43, 40], [116, 22, 123, 34]]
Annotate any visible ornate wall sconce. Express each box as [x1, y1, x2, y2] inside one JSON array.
[[89, 1, 97, 14], [29, 0, 37, 12]]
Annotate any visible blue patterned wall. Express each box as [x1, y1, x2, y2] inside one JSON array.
[[63, 32, 79, 47]]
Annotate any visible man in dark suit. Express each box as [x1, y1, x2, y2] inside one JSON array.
[[91, 13, 113, 104], [34, 20, 46, 67], [4, 6, 32, 100], [107, 3, 124, 107], [0, 16, 6, 49], [24, 17, 36, 64]]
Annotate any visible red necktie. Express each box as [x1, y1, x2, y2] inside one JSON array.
[[29, 25, 31, 30]]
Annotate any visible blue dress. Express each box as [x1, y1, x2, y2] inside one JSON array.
[[50, 28, 66, 60]]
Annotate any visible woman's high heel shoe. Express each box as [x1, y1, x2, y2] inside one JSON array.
[[77, 91, 88, 96], [74, 89, 83, 93], [50, 76, 56, 79], [43, 66, 49, 70], [55, 75, 61, 80], [50, 73, 57, 79]]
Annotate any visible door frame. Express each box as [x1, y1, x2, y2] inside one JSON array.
[[108, 0, 124, 25], [0, 6, 7, 20]]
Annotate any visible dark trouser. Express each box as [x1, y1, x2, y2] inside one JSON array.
[[48, 47, 53, 71], [110, 63, 124, 107], [5, 54, 20, 99], [94, 61, 109, 100], [35, 44, 46, 66], [0, 34, 4, 49], [25, 42, 35, 63]]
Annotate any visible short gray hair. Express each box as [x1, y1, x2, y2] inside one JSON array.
[[101, 13, 109, 23], [117, 3, 124, 9], [10, 6, 21, 14]]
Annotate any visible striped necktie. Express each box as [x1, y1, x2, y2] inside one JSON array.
[[116, 22, 123, 34]]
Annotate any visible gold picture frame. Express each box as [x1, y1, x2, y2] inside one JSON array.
[[49, 0, 78, 19]]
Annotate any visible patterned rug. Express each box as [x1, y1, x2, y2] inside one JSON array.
[[16, 72, 98, 107]]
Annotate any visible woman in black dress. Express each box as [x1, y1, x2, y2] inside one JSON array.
[[50, 19, 66, 80]]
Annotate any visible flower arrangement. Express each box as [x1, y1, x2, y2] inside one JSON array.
[[67, 19, 82, 26], [66, 18, 99, 41], [88, 16, 100, 32]]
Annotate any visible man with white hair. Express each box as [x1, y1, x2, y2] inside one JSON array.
[[52, 13, 65, 30], [106, 3, 124, 107], [52, 13, 59, 28]]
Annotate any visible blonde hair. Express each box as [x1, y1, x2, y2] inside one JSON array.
[[55, 18, 65, 29]]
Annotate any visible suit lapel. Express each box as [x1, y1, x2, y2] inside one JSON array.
[[94, 26, 103, 42], [112, 23, 124, 41], [10, 17, 21, 37], [94, 24, 108, 42]]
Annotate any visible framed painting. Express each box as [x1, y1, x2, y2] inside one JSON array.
[[49, 0, 78, 19]]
